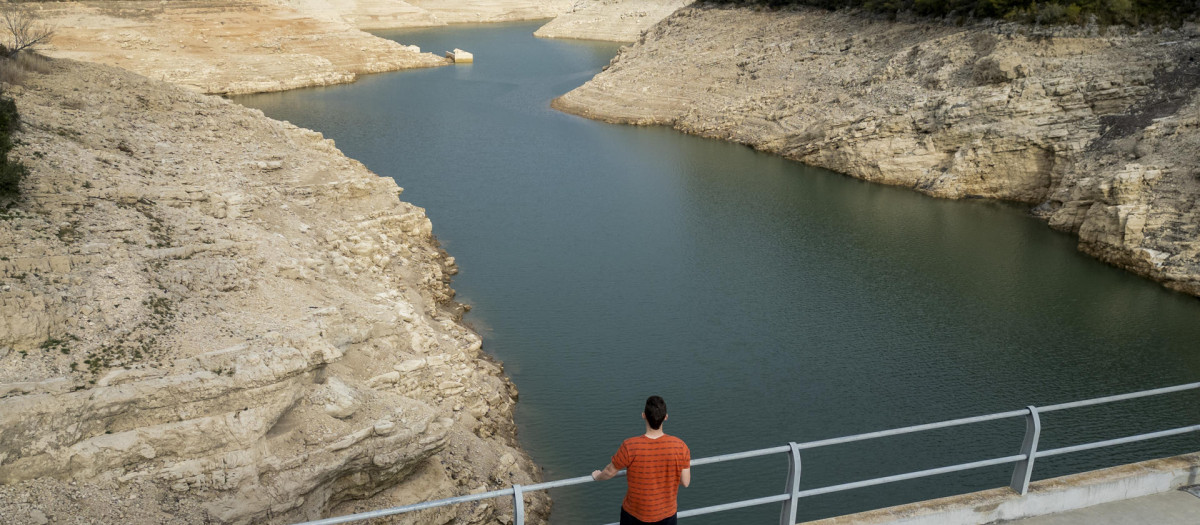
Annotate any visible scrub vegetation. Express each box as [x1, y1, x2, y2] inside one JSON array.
[[705, 0, 1200, 26], [0, 90, 24, 199]]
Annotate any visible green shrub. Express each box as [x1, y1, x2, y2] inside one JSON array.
[[0, 91, 25, 199], [1065, 3, 1083, 22], [0, 161, 25, 196], [1037, 3, 1069, 23]]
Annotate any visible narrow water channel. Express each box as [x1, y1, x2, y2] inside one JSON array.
[[233, 21, 1200, 524]]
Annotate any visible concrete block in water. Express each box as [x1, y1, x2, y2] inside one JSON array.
[[446, 48, 473, 63]]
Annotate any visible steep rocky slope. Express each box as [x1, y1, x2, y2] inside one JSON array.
[[534, 0, 691, 42], [0, 58, 547, 524], [555, 5, 1200, 296]]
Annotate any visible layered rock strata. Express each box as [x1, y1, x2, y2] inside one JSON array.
[[0, 58, 547, 524], [533, 0, 691, 42], [555, 5, 1200, 296]]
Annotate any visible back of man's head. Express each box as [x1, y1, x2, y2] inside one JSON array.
[[644, 396, 667, 430]]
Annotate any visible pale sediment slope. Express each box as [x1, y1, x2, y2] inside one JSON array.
[[284, 0, 572, 29], [36, 1, 449, 95], [533, 0, 691, 42], [284, 0, 446, 29], [555, 5, 1200, 296], [400, 0, 571, 24], [0, 58, 547, 524]]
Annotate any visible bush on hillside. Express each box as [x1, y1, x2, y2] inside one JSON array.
[[0, 91, 25, 199]]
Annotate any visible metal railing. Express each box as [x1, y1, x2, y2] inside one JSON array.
[[298, 382, 1200, 525]]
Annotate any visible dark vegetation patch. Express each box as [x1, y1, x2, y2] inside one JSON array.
[[0, 89, 25, 199]]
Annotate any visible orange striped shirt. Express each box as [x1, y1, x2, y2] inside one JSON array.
[[612, 434, 691, 522]]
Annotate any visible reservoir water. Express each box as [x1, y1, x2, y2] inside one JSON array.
[[233, 21, 1200, 524]]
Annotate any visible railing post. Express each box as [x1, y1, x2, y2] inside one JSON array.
[[513, 484, 524, 525], [1008, 406, 1041, 495], [779, 442, 803, 525]]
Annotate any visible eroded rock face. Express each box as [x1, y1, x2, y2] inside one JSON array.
[[554, 6, 1200, 296], [0, 58, 547, 524]]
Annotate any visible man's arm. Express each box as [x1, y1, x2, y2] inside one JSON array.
[[680, 467, 691, 487], [591, 462, 620, 481]]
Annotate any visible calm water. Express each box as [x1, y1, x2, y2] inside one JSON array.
[[234, 21, 1200, 524]]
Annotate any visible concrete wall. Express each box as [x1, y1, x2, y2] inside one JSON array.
[[799, 452, 1200, 525]]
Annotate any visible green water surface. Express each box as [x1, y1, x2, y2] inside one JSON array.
[[234, 21, 1200, 524]]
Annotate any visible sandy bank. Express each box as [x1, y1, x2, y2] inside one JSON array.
[[0, 57, 547, 524], [555, 5, 1200, 297]]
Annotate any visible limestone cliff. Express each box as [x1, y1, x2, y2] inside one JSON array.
[[554, 5, 1200, 296], [0, 58, 547, 524], [533, 0, 691, 42]]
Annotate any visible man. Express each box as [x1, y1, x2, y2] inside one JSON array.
[[592, 396, 691, 525]]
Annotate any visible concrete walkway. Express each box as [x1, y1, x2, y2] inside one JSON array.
[[1005, 489, 1200, 524]]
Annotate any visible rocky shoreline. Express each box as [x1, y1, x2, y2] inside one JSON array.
[[554, 4, 1200, 297], [0, 58, 547, 523]]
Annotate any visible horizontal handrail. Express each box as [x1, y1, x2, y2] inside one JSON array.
[[677, 493, 791, 519], [795, 453, 1028, 499], [1037, 424, 1200, 458], [795, 409, 1031, 451], [524, 473, 612, 493], [691, 444, 792, 467], [1039, 381, 1200, 413], [296, 382, 1200, 525]]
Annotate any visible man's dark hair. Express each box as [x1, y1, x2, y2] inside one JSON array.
[[644, 396, 667, 430]]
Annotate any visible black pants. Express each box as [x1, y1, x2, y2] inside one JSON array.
[[620, 507, 678, 525]]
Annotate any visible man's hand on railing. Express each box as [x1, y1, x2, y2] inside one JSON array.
[[592, 462, 620, 481]]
